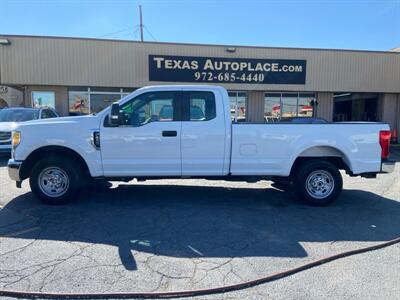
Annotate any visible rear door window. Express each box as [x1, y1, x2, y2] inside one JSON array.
[[184, 92, 216, 121]]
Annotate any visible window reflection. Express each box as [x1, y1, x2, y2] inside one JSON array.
[[68, 87, 136, 115], [90, 94, 121, 114], [264, 93, 281, 122], [120, 92, 175, 126], [229, 91, 247, 122], [298, 94, 315, 117], [264, 92, 315, 121], [281, 94, 298, 118], [32, 91, 56, 109], [68, 92, 89, 116]]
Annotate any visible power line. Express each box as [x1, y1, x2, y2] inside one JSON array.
[[97, 27, 133, 38], [96, 5, 158, 42], [144, 25, 157, 41], [133, 25, 140, 40], [121, 32, 135, 37]]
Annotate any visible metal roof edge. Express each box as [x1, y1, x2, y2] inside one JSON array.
[[1, 34, 399, 55]]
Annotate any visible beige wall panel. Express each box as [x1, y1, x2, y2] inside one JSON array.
[[316, 92, 334, 121], [378, 93, 399, 134], [247, 91, 265, 122], [1, 36, 399, 93]]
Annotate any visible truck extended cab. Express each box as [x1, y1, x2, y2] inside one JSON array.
[[8, 85, 395, 205]]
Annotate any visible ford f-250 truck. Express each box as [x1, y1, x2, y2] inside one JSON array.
[[8, 85, 395, 205]]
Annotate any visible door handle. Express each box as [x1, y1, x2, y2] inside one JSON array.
[[162, 130, 177, 137]]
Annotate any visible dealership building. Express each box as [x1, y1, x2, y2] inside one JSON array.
[[0, 35, 399, 141]]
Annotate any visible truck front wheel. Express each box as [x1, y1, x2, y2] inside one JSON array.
[[30, 157, 81, 205], [294, 160, 343, 206]]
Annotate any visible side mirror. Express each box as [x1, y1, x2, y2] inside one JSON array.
[[109, 103, 120, 126]]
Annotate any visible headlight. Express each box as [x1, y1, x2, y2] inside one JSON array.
[[12, 131, 21, 148]]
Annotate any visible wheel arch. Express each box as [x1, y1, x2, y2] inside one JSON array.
[[289, 145, 352, 177], [20, 145, 90, 180]]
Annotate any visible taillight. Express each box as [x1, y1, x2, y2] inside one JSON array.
[[379, 130, 391, 159]]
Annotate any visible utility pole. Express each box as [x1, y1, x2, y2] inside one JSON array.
[[139, 5, 144, 42]]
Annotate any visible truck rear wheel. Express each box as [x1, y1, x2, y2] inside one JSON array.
[[30, 157, 81, 205], [294, 160, 342, 206]]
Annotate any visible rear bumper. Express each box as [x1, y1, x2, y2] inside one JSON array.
[[8, 159, 23, 182], [380, 159, 396, 174]]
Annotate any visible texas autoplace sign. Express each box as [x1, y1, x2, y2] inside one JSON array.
[[149, 55, 306, 84]]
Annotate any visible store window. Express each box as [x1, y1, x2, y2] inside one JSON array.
[[298, 94, 315, 117], [228, 91, 247, 122], [69, 92, 89, 115], [68, 87, 135, 115], [281, 94, 298, 118], [32, 91, 56, 109], [90, 94, 121, 114], [264, 92, 315, 121], [333, 93, 378, 122], [264, 93, 281, 122]]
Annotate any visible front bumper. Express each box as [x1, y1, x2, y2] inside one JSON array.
[[381, 159, 396, 174], [8, 159, 23, 182]]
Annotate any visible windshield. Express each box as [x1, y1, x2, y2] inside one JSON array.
[[0, 109, 40, 122]]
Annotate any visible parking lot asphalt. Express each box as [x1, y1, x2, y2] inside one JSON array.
[[0, 153, 399, 300]]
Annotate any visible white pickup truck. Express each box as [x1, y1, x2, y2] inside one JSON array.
[[8, 85, 395, 205]]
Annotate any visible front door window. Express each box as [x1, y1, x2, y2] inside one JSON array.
[[120, 92, 176, 126]]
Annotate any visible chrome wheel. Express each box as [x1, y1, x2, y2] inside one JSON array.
[[305, 170, 335, 199], [38, 167, 70, 197]]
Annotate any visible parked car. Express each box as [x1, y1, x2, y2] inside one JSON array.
[[7, 85, 394, 205], [0, 107, 59, 153]]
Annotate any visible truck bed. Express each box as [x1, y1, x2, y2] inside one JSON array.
[[230, 123, 390, 176]]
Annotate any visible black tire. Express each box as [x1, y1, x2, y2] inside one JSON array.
[[29, 157, 82, 205], [294, 160, 342, 206]]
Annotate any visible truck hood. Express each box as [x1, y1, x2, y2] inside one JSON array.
[[12, 114, 104, 164], [0, 122, 19, 132], [16, 115, 101, 131]]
